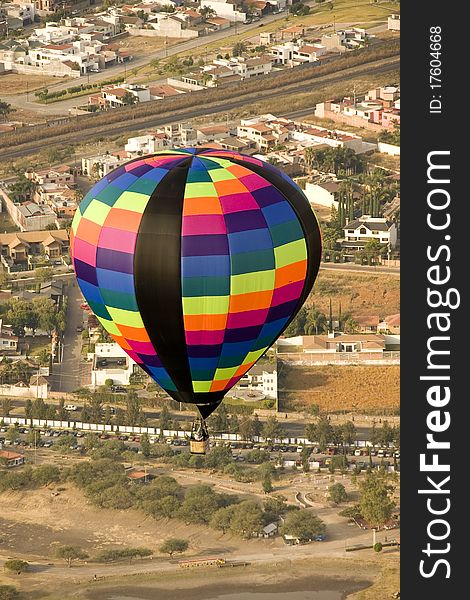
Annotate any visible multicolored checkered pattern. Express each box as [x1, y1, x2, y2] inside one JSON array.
[[71, 149, 316, 402]]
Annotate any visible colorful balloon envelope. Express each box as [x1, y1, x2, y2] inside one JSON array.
[[71, 149, 321, 418]]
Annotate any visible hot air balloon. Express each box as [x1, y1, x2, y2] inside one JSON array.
[[71, 149, 321, 453]]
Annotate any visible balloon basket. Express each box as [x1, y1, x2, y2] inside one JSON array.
[[189, 418, 210, 455]]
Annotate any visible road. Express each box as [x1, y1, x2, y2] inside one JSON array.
[[48, 280, 84, 393], [320, 263, 400, 275], [0, 58, 399, 160]]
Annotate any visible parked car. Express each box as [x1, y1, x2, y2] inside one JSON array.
[[65, 404, 78, 411]]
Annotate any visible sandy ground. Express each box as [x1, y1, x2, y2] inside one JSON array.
[[1, 73, 64, 96]]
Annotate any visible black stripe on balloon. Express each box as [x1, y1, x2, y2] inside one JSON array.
[[133, 156, 225, 416], [134, 158, 194, 397]]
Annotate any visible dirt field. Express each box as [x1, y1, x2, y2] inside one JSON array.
[[117, 35, 181, 57], [0, 73, 63, 96], [309, 270, 400, 317], [279, 364, 400, 413]]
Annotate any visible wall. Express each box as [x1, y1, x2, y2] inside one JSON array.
[[377, 142, 400, 156], [277, 351, 400, 365], [3, 61, 81, 78]]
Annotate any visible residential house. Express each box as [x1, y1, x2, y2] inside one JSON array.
[[260, 522, 278, 538], [125, 132, 169, 156], [90, 342, 141, 387], [271, 40, 326, 66], [304, 180, 340, 209], [237, 363, 277, 399], [199, 0, 247, 22], [340, 215, 397, 250], [237, 118, 289, 151], [0, 319, 19, 353], [378, 314, 400, 335], [354, 316, 380, 333], [0, 230, 69, 272], [0, 450, 25, 468], [81, 152, 131, 178], [1, 192, 57, 231], [206, 16, 230, 30], [277, 333, 387, 356], [25, 165, 75, 187], [388, 13, 400, 31], [280, 25, 305, 40]]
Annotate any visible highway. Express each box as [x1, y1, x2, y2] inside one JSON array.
[[0, 56, 399, 160]]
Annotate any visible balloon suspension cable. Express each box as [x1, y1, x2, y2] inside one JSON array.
[[190, 416, 209, 442]]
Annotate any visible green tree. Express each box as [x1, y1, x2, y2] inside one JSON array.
[[121, 91, 137, 106], [159, 538, 188, 557], [0, 585, 20, 600], [239, 415, 256, 440], [3, 560, 29, 575], [359, 471, 395, 526], [26, 426, 41, 447], [261, 416, 285, 442], [140, 433, 151, 457], [5, 299, 36, 336], [232, 41, 247, 57], [210, 505, 237, 533], [178, 484, 220, 524], [229, 500, 264, 538], [5, 425, 20, 444], [280, 510, 325, 540], [35, 268, 53, 285], [0, 100, 14, 121], [159, 404, 171, 430], [374, 542, 383, 553], [0, 398, 12, 416], [328, 483, 348, 504], [126, 392, 144, 426], [25, 398, 33, 419], [54, 545, 89, 567], [262, 472, 273, 494]]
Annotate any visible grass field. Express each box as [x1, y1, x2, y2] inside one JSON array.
[[0, 73, 63, 96], [279, 364, 400, 413], [349, 556, 400, 599], [309, 270, 400, 317]]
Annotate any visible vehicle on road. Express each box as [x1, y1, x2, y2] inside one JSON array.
[[65, 404, 78, 411]]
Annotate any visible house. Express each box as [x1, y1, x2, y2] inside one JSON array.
[[125, 132, 169, 156], [25, 165, 74, 187], [29, 374, 49, 398], [206, 16, 230, 30], [0, 319, 19, 353], [378, 314, 400, 335], [90, 342, 143, 387], [237, 362, 277, 398], [340, 215, 397, 250], [304, 181, 340, 209], [277, 333, 387, 355], [355, 316, 380, 333], [199, 0, 247, 22], [0, 450, 25, 468], [260, 522, 278, 538], [0, 230, 69, 272], [280, 25, 305, 40], [388, 13, 400, 31], [271, 40, 325, 66], [0, 188, 58, 231], [81, 152, 131, 178]]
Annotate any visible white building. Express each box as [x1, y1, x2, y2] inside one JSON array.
[[200, 0, 247, 22], [341, 215, 397, 249], [125, 133, 168, 156], [271, 40, 326, 66], [0, 319, 18, 353], [82, 153, 130, 178], [388, 14, 400, 31], [304, 181, 340, 210], [90, 343, 137, 387], [237, 363, 277, 399]]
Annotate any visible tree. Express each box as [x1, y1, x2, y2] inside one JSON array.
[[35, 268, 53, 285], [140, 433, 151, 457], [5, 425, 20, 444], [159, 538, 188, 557], [374, 542, 383, 553], [121, 91, 137, 106], [25, 398, 33, 419], [261, 416, 285, 442], [0, 585, 20, 600], [210, 505, 236, 533], [26, 426, 41, 447], [0, 100, 14, 121], [229, 500, 264, 538], [55, 545, 88, 567], [328, 483, 348, 504], [315, 415, 334, 451], [239, 416, 256, 440], [1, 398, 12, 416], [178, 484, 220, 524], [280, 510, 325, 541], [126, 392, 144, 426], [32, 297, 56, 332], [3, 560, 29, 575], [159, 404, 171, 430], [359, 471, 395, 526], [262, 472, 273, 494], [232, 41, 247, 57], [5, 298, 36, 336]]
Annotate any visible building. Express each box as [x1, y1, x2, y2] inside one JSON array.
[[271, 40, 326, 66], [90, 342, 140, 387], [0, 450, 25, 468], [25, 165, 75, 187], [125, 132, 168, 156], [304, 181, 340, 209], [237, 363, 277, 398], [81, 152, 130, 178], [388, 14, 400, 31], [199, 0, 247, 22], [340, 215, 397, 250], [277, 333, 387, 356], [354, 316, 380, 333], [0, 319, 19, 353], [378, 314, 400, 335], [0, 230, 69, 272]]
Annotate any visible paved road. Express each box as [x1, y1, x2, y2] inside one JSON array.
[[48, 281, 84, 393], [320, 263, 400, 275], [0, 58, 399, 160]]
